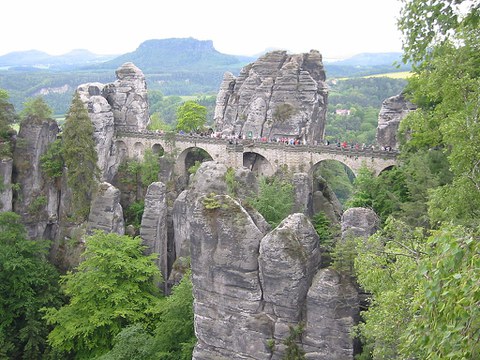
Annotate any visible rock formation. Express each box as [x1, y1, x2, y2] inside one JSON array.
[[183, 161, 359, 359], [77, 62, 151, 182], [103, 62, 150, 131], [76, 83, 116, 181], [140, 182, 168, 289], [86, 182, 124, 235], [0, 158, 13, 212], [214, 50, 328, 145], [341, 207, 379, 240], [12, 116, 60, 239], [376, 93, 416, 150]]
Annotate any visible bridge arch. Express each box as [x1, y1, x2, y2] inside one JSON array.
[[113, 140, 128, 163], [133, 142, 144, 159], [176, 146, 214, 179], [151, 143, 165, 156], [310, 159, 356, 205], [243, 152, 275, 177]]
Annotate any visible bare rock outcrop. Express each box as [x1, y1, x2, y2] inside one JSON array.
[[185, 162, 358, 359], [76, 62, 150, 182], [103, 62, 150, 131], [341, 207, 379, 240], [76, 83, 116, 181], [376, 93, 416, 150], [312, 175, 343, 223], [86, 182, 124, 235], [0, 158, 13, 211], [304, 268, 359, 359], [140, 182, 168, 289], [12, 116, 60, 239], [214, 50, 328, 145]]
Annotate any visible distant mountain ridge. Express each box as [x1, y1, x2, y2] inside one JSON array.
[[0, 49, 117, 68], [326, 52, 404, 66], [0, 38, 406, 72], [92, 38, 252, 72]]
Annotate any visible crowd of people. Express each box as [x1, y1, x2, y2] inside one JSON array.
[[158, 129, 395, 151]]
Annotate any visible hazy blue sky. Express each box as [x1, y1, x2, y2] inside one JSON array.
[[2, 0, 404, 59]]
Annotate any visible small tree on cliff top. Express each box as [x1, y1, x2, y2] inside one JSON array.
[[62, 92, 100, 220], [176, 101, 207, 133]]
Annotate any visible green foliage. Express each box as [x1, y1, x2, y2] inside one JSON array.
[[147, 112, 174, 132], [346, 166, 408, 224], [202, 192, 221, 210], [314, 161, 354, 205], [124, 201, 145, 230], [140, 149, 160, 187], [282, 323, 306, 360], [0, 88, 17, 157], [20, 96, 53, 121], [44, 231, 163, 359], [403, 225, 480, 359], [311, 211, 337, 250], [398, 0, 480, 64], [224, 167, 239, 197], [28, 195, 47, 215], [187, 160, 201, 175], [61, 92, 100, 221], [248, 176, 294, 228], [354, 220, 480, 360], [325, 78, 407, 145], [0, 212, 61, 359], [353, 218, 425, 359], [150, 270, 196, 359], [40, 138, 64, 180], [175, 100, 207, 133], [98, 270, 196, 360], [118, 150, 160, 190]]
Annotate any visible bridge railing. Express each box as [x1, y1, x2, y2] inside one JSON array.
[[114, 127, 398, 160]]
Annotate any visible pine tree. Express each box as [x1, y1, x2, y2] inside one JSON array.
[[62, 92, 100, 221]]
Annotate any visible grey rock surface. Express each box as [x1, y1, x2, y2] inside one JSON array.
[[304, 268, 359, 359], [76, 83, 116, 181], [103, 62, 150, 131], [214, 50, 328, 145], [0, 158, 13, 212], [140, 182, 168, 288], [376, 93, 416, 150], [341, 207, 379, 240], [12, 116, 60, 239], [86, 182, 124, 235]]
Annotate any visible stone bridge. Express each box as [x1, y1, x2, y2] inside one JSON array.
[[114, 129, 398, 177]]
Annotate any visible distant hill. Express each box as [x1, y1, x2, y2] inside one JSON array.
[[92, 38, 253, 72], [323, 52, 410, 78], [327, 52, 404, 66], [0, 49, 117, 69]]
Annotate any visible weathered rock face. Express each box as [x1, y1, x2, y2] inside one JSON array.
[[140, 182, 168, 289], [376, 93, 416, 150], [103, 62, 150, 131], [185, 162, 358, 359], [76, 62, 150, 182], [214, 50, 328, 145], [341, 207, 379, 240], [0, 158, 13, 211], [76, 83, 116, 182], [12, 117, 60, 239], [304, 268, 359, 359], [86, 182, 124, 235], [312, 175, 343, 223]]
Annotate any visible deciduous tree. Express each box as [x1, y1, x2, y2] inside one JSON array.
[[176, 100, 207, 133], [44, 231, 163, 359]]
